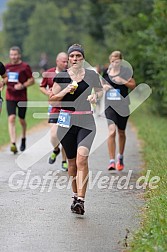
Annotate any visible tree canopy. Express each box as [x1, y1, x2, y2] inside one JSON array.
[[1, 0, 167, 114]]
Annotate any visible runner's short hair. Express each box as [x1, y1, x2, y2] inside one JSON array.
[[10, 46, 21, 54]]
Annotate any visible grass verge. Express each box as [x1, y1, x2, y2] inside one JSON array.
[[129, 103, 167, 251], [0, 82, 48, 146]]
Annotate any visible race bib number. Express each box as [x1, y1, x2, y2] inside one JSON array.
[[106, 89, 121, 100], [8, 72, 19, 83], [48, 105, 52, 114], [57, 110, 71, 128]]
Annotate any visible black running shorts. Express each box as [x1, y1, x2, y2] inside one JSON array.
[[48, 114, 58, 124], [6, 100, 27, 119], [57, 114, 96, 159], [105, 106, 129, 130]]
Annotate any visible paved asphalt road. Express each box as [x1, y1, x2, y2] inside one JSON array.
[[0, 116, 144, 252]]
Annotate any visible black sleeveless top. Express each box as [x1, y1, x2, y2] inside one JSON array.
[[103, 66, 132, 107], [53, 69, 101, 112]]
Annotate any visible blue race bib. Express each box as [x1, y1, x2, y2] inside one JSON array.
[[48, 105, 52, 115], [106, 89, 121, 100], [57, 110, 71, 128], [8, 72, 19, 83]]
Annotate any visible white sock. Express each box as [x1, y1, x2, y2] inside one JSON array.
[[78, 197, 84, 201], [118, 154, 123, 159], [73, 193, 77, 198], [110, 159, 115, 163]]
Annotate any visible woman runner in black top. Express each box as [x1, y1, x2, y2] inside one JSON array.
[[103, 51, 136, 171], [50, 44, 102, 215]]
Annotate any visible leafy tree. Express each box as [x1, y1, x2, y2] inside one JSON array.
[[53, 0, 89, 46], [144, 0, 167, 114], [3, 0, 167, 115], [3, 0, 35, 51], [86, 0, 109, 44], [103, 0, 154, 75], [23, 2, 66, 67], [3, 0, 89, 63], [0, 31, 6, 60]]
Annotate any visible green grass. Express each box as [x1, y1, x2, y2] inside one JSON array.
[[0, 82, 47, 146], [129, 103, 167, 252]]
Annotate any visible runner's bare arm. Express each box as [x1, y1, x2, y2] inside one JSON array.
[[87, 87, 103, 104], [101, 77, 111, 91], [112, 76, 136, 90], [49, 82, 76, 102], [40, 86, 52, 96], [94, 87, 103, 99], [124, 78, 136, 90], [14, 77, 35, 90], [22, 77, 35, 88]]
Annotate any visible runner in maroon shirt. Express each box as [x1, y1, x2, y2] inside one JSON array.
[[40, 52, 68, 171], [5, 46, 34, 154]]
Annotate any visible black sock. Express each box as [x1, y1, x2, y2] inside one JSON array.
[[21, 138, 26, 143], [53, 148, 60, 155]]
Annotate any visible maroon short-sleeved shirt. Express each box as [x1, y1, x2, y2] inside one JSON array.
[[40, 67, 60, 114], [5, 62, 33, 101], [40, 67, 56, 89]]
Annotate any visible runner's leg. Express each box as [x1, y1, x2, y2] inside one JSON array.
[[8, 114, 16, 143], [49, 123, 60, 164], [7, 101, 17, 145], [108, 124, 116, 160], [118, 129, 126, 155], [19, 118, 26, 139], [76, 147, 89, 198], [68, 158, 77, 194], [18, 105, 27, 151], [116, 115, 129, 170]]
